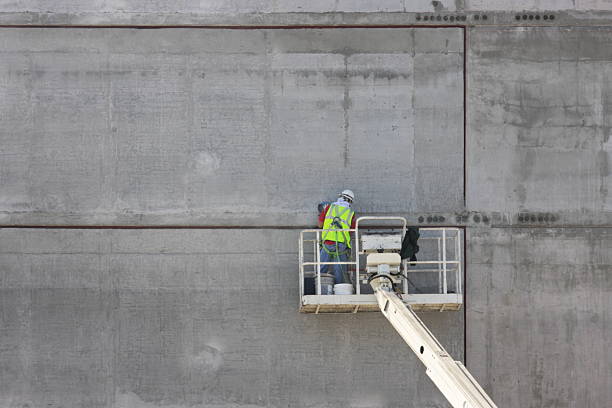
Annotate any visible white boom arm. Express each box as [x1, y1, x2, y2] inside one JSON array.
[[370, 276, 498, 408]]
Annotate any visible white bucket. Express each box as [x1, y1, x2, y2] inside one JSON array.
[[334, 283, 354, 295], [316, 273, 335, 295]]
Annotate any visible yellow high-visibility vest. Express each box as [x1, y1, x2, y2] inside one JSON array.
[[321, 204, 355, 248]]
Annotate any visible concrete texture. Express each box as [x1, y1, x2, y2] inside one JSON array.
[[0, 28, 463, 226], [2, 1, 612, 18], [465, 25, 612, 408], [467, 227, 612, 407], [0, 0, 457, 14], [468, 26, 612, 213], [0, 228, 463, 408], [0, 6, 612, 408]]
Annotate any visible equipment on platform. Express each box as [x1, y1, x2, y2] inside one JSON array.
[[316, 273, 334, 295], [298, 216, 498, 408], [333, 283, 354, 295]]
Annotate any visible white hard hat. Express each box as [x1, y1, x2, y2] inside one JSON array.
[[339, 189, 355, 202]]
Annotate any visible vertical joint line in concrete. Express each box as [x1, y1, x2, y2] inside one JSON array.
[[343, 55, 350, 168], [463, 26, 467, 208], [463, 227, 467, 366], [461, 27, 468, 366]]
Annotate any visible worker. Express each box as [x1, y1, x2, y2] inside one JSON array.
[[318, 189, 356, 287]]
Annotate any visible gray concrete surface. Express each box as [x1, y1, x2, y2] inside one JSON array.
[[5, 1, 612, 29], [0, 228, 462, 408], [467, 227, 612, 407], [0, 6, 611, 408], [1, 0, 591, 16], [0, 28, 463, 226], [468, 26, 612, 213]]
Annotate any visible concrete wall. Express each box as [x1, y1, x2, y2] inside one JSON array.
[[2, 1, 612, 15], [467, 227, 612, 407], [1, 6, 611, 408], [0, 228, 462, 408], [466, 25, 612, 406], [0, 28, 463, 225], [468, 26, 612, 213]]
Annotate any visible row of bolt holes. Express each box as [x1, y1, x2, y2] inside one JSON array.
[[456, 215, 490, 223], [418, 215, 445, 223], [418, 214, 557, 223], [419, 215, 492, 223], [416, 15, 481, 22], [518, 213, 558, 223], [416, 14, 556, 22], [516, 14, 555, 21]]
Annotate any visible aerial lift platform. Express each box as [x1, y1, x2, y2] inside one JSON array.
[[298, 216, 497, 408], [299, 216, 463, 313]]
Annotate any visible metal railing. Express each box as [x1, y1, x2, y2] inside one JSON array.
[[401, 227, 462, 297], [299, 217, 463, 301], [299, 228, 357, 297]]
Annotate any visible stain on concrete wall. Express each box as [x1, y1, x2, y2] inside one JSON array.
[[467, 228, 612, 407], [465, 25, 612, 408], [468, 27, 612, 212]]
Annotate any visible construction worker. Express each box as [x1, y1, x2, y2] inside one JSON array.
[[318, 189, 356, 286]]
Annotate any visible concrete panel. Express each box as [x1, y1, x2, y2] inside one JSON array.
[[466, 0, 575, 11], [467, 227, 612, 408], [0, 28, 464, 225], [4, 1, 612, 15], [0, 1, 456, 14], [0, 228, 463, 408], [468, 27, 612, 213], [467, 0, 612, 11]]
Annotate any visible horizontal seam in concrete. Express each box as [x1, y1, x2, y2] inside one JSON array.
[[0, 225, 466, 230], [0, 24, 466, 29], [491, 224, 612, 228], [1, 23, 609, 29], [472, 24, 612, 30], [0, 225, 310, 230], [0, 225, 468, 230]]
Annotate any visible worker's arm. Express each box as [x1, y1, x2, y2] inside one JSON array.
[[349, 215, 356, 240], [318, 205, 329, 229]]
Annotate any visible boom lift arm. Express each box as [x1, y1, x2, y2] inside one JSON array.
[[370, 275, 498, 408]]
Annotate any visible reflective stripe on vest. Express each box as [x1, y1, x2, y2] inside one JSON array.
[[321, 204, 355, 248]]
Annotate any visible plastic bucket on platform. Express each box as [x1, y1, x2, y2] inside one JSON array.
[[334, 283, 354, 295], [316, 273, 335, 295]]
